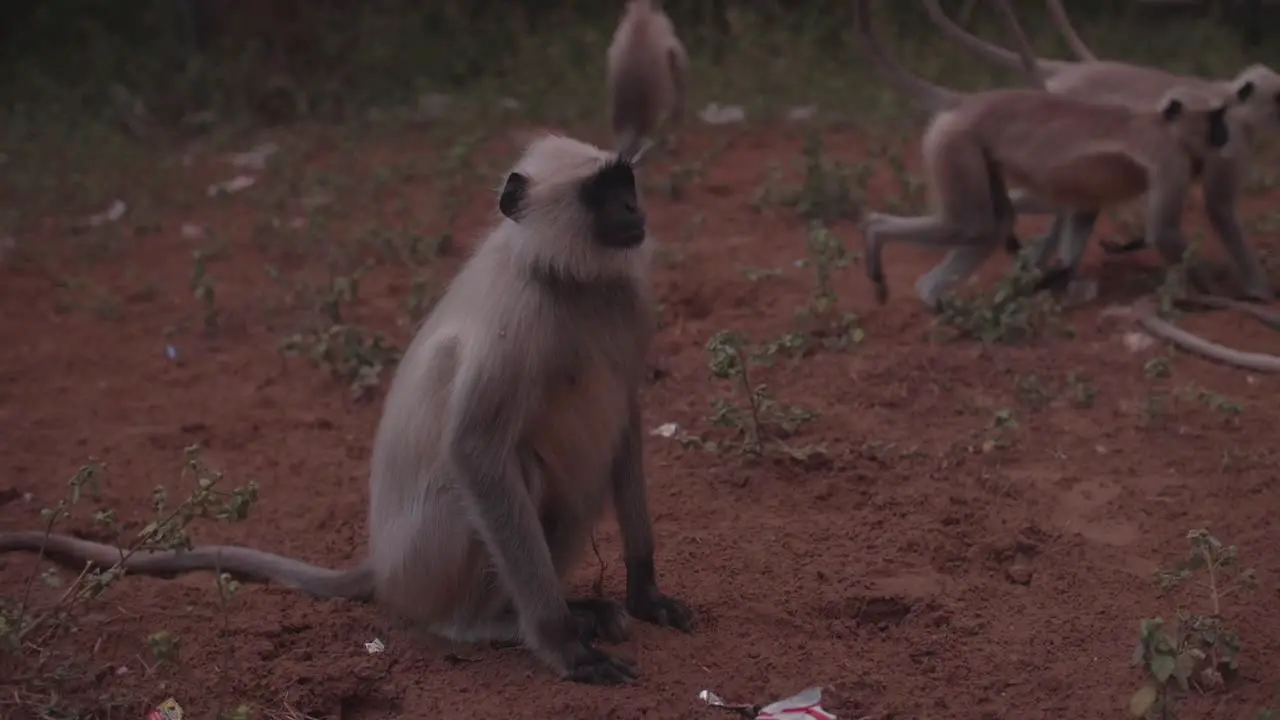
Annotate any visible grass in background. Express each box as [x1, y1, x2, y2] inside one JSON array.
[[1, 0, 1276, 237]]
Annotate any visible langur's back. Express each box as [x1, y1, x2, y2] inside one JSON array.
[[607, 5, 674, 137]]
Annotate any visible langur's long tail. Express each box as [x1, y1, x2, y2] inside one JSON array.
[[0, 531, 374, 601], [852, 0, 963, 114], [922, 0, 1070, 79]]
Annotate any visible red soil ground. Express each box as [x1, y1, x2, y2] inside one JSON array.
[[1, 123, 1278, 720]]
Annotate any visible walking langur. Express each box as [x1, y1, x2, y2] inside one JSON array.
[[854, 0, 1240, 312], [924, 0, 1280, 300], [0, 135, 694, 685], [606, 0, 689, 158]]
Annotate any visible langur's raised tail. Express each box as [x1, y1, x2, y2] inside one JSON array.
[[922, 0, 1069, 80], [853, 0, 963, 114], [1046, 0, 1098, 63], [0, 532, 375, 601], [990, 0, 1048, 89], [615, 130, 647, 164]]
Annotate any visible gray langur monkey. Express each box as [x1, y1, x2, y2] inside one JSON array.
[[0, 134, 694, 686], [606, 0, 690, 159], [924, 0, 1280, 301], [853, 0, 1240, 310]]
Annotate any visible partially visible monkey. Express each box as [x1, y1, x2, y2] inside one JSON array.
[[924, 0, 1280, 300], [853, 0, 1240, 311], [0, 134, 694, 685], [606, 0, 690, 159]]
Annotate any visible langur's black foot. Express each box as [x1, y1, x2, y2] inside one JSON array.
[[626, 591, 696, 632], [1100, 236, 1147, 255], [567, 597, 630, 644], [1034, 265, 1075, 294], [563, 645, 639, 685]]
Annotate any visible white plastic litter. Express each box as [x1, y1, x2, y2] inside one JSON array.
[[698, 686, 836, 719]]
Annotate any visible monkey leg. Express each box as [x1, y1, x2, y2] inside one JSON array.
[[610, 405, 697, 634], [1055, 210, 1098, 270], [1029, 209, 1099, 293], [1203, 162, 1274, 301], [863, 212, 998, 307], [566, 598, 630, 645], [538, 503, 632, 645], [1146, 224, 1228, 298], [478, 599, 627, 649], [434, 598, 525, 647], [1010, 211, 1057, 268], [443, 587, 629, 651], [484, 600, 628, 647], [1008, 188, 1061, 216], [1100, 236, 1149, 255], [914, 244, 999, 311]]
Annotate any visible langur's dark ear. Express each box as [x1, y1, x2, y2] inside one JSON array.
[[499, 172, 529, 221], [1160, 97, 1185, 122], [1234, 79, 1256, 102]]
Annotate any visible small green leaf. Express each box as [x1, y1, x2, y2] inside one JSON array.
[[1151, 652, 1176, 683], [1129, 684, 1158, 718], [1131, 641, 1146, 667], [1173, 651, 1197, 691]]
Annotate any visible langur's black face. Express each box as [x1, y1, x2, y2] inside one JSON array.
[[580, 160, 646, 249], [1207, 105, 1230, 149], [497, 159, 646, 250]]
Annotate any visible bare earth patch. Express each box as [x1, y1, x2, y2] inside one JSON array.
[[1, 123, 1278, 719]]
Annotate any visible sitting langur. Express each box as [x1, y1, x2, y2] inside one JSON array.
[[606, 0, 689, 158], [0, 134, 694, 685], [853, 0, 1238, 311], [924, 0, 1279, 300]]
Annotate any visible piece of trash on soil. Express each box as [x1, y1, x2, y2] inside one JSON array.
[[365, 637, 386, 654], [698, 103, 746, 125], [1122, 331, 1154, 353], [651, 422, 680, 438], [207, 175, 256, 197], [699, 686, 836, 719], [180, 223, 206, 241], [84, 199, 127, 228], [145, 697, 184, 720], [698, 689, 756, 717], [418, 92, 454, 120], [228, 142, 279, 171], [757, 687, 835, 720], [787, 105, 817, 121]]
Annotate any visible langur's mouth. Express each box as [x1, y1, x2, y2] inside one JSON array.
[[612, 227, 647, 248]]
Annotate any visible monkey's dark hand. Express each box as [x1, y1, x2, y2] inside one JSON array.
[[538, 615, 639, 685], [1099, 236, 1147, 255], [567, 597, 630, 644], [626, 591, 696, 632], [562, 644, 639, 685], [1033, 265, 1075, 295]]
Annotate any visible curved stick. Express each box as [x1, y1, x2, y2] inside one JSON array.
[[1130, 298, 1280, 372]]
